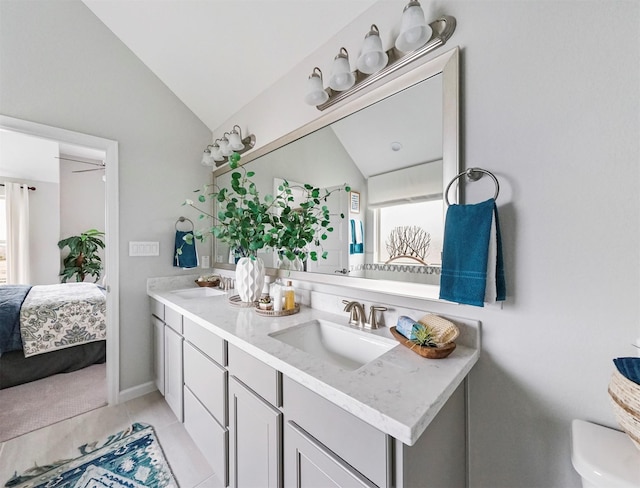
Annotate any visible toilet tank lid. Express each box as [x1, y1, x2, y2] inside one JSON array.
[[571, 420, 640, 488]]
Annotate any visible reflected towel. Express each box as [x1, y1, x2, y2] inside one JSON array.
[[349, 219, 356, 255], [354, 220, 364, 254], [439, 198, 505, 307], [173, 230, 198, 268], [613, 357, 640, 386]]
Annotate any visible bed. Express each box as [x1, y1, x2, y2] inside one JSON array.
[[0, 283, 107, 389]]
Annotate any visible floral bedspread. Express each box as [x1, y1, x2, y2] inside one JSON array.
[[19, 283, 106, 357]]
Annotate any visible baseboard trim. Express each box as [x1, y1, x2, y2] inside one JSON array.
[[118, 381, 157, 403]]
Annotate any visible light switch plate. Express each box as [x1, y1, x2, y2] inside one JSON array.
[[129, 241, 159, 256]]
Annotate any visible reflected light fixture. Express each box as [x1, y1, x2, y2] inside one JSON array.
[[200, 125, 256, 167], [228, 125, 246, 151], [218, 132, 232, 157], [305, 67, 329, 106], [356, 25, 388, 75], [395, 0, 432, 53], [328, 48, 356, 91], [201, 144, 215, 166]]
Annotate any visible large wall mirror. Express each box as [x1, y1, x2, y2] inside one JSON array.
[[212, 47, 458, 301]]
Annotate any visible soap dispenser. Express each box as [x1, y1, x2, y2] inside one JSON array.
[[284, 281, 295, 311]]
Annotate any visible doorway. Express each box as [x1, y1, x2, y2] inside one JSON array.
[[0, 114, 119, 405]]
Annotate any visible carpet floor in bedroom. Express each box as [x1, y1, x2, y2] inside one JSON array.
[[0, 390, 220, 488]]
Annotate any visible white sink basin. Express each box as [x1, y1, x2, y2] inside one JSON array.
[[170, 287, 226, 299], [269, 319, 396, 370]]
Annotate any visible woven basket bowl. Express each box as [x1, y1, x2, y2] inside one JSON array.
[[417, 314, 460, 347], [608, 369, 640, 451]]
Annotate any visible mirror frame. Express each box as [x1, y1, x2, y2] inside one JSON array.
[[212, 46, 459, 301]]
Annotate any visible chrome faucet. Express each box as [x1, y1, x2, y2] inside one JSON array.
[[342, 300, 388, 329], [342, 300, 366, 328]]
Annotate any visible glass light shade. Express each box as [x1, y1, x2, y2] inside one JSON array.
[[201, 149, 214, 166], [228, 130, 245, 151], [305, 72, 328, 106], [219, 137, 233, 157], [395, 2, 432, 53], [356, 27, 388, 75], [328, 49, 355, 92], [211, 144, 224, 162]]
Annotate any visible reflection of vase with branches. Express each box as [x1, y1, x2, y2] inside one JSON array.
[[385, 226, 431, 265]]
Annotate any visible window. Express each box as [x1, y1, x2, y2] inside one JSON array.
[[0, 193, 6, 284], [375, 199, 443, 266]]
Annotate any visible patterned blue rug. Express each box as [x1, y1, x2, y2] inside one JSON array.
[[4, 423, 178, 487]]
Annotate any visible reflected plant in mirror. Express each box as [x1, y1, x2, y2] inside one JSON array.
[[181, 153, 350, 266]]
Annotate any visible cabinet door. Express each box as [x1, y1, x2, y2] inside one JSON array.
[[152, 316, 165, 395], [228, 376, 282, 488], [164, 325, 184, 422], [285, 421, 377, 488]]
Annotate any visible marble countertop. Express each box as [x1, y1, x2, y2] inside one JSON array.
[[148, 276, 479, 446]]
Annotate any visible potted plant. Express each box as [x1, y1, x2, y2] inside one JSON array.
[[181, 152, 349, 302], [57, 228, 105, 283]]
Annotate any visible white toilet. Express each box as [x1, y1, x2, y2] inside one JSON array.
[[571, 419, 640, 487]]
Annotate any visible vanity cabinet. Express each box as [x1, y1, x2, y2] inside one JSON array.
[[164, 323, 183, 422], [227, 344, 283, 488], [283, 376, 389, 488], [183, 316, 229, 486], [285, 421, 376, 488], [150, 299, 165, 395]]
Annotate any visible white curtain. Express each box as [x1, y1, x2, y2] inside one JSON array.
[[5, 182, 30, 284]]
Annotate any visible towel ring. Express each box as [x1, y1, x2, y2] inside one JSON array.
[[175, 216, 194, 231], [444, 167, 500, 206]]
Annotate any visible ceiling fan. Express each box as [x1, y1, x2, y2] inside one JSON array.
[[56, 156, 106, 173]]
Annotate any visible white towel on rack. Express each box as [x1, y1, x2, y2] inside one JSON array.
[[484, 210, 497, 304]]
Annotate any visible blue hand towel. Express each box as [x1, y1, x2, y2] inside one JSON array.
[[354, 220, 364, 254], [439, 198, 505, 307], [349, 219, 356, 255], [613, 357, 640, 386], [173, 230, 198, 268]]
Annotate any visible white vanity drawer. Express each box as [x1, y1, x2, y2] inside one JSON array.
[[228, 343, 281, 407], [150, 298, 164, 321], [184, 341, 227, 425], [164, 306, 182, 334], [183, 317, 225, 366], [184, 387, 228, 486], [283, 376, 390, 488]]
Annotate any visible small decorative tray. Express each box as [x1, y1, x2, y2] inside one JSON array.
[[227, 295, 257, 308], [195, 279, 220, 288], [255, 303, 300, 317], [390, 327, 456, 359]]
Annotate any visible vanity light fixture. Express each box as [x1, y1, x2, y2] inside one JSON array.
[[228, 125, 246, 151], [201, 144, 215, 166], [305, 67, 329, 106], [395, 1, 432, 53], [304, 12, 456, 111], [356, 25, 388, 75], [200, 126, 256, 167], [328, 48, 356, 92], [218, 132, 232, 157]]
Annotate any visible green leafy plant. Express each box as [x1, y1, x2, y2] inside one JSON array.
[[180, 152, 350, 263], [411, 324, 437, 348], [57, 229, 105, 283]]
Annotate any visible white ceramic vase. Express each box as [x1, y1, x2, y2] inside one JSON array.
[[235, 256, 265, 303]]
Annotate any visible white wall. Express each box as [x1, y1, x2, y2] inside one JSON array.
[[0, 0, 212, 390], [214, 1, 640, 487], [59, 157, 106, 282]]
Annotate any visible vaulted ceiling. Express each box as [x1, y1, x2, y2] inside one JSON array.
[[82, 0, 378, 132]]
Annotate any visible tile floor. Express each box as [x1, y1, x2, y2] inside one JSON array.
[[0, 390, 222, 488]]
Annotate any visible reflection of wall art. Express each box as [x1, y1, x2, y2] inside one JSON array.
[[350, 191, 360, 213], [385, 226, 431, 265]]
